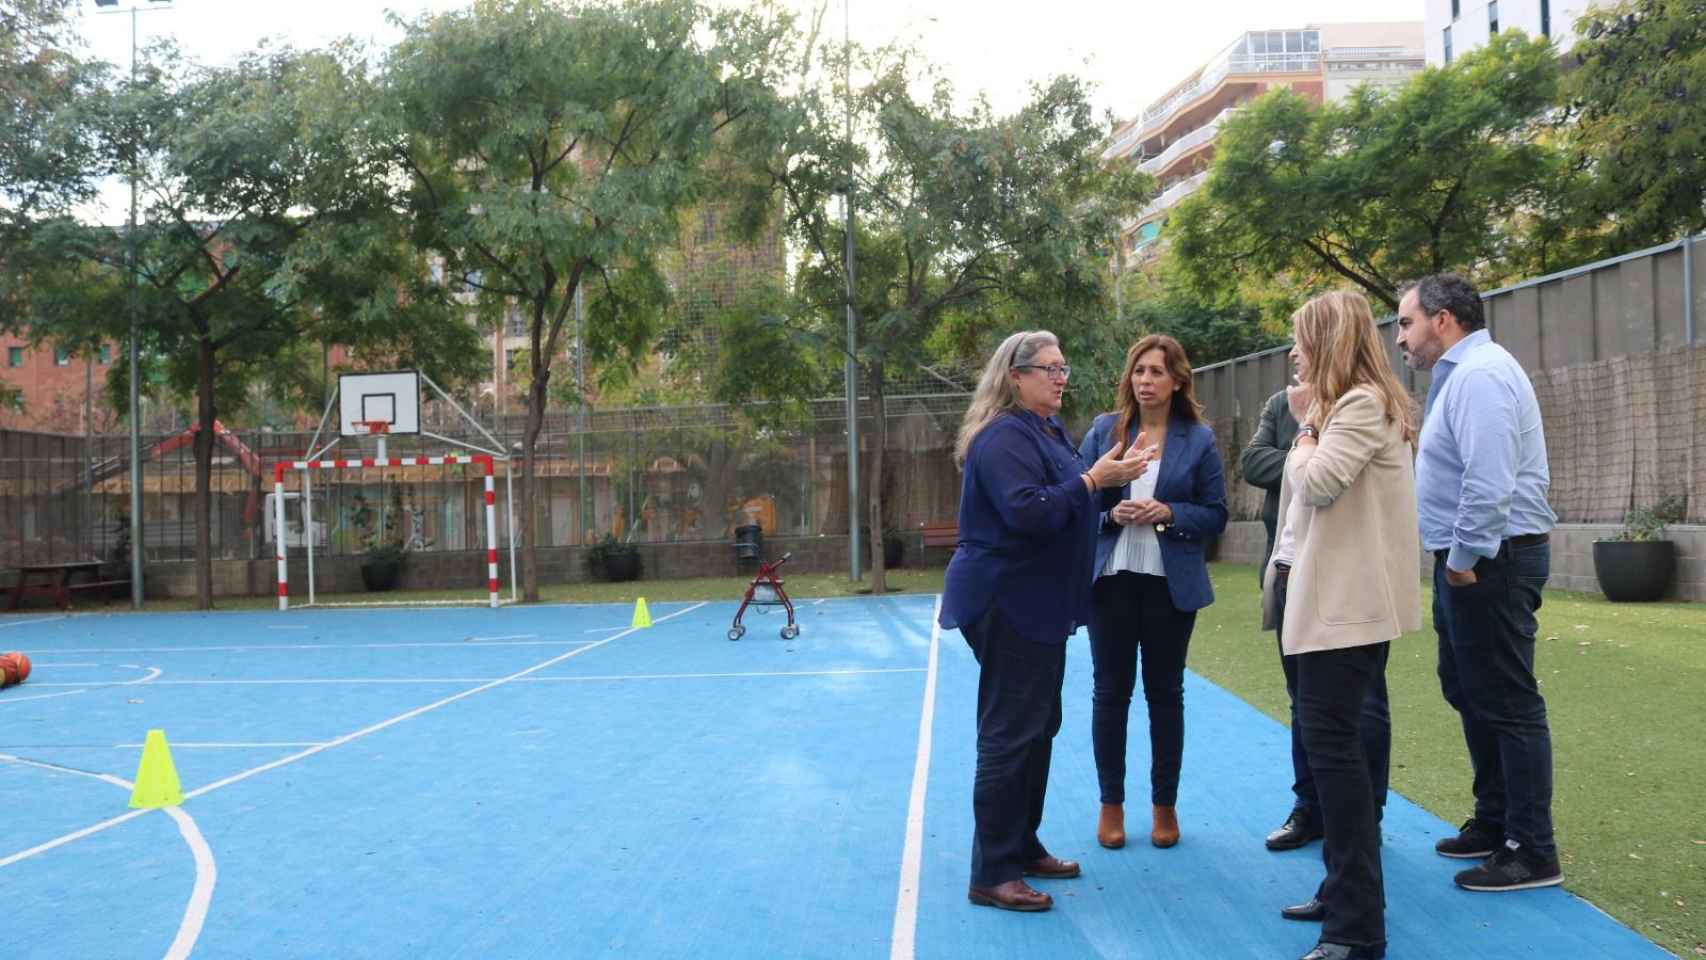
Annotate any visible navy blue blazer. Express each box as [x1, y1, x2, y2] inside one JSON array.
[[940, 409, 1120, 643], [1076, 413, 1229, 612]]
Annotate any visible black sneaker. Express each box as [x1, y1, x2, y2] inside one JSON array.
[[1454, 841, 1563, 891], [1435, 817, 1503, 859]]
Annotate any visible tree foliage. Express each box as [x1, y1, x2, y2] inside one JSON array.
[[1567, 0, 1706, 250], [1168, 31, 1565, 311], [715, 46, 1148, 589], [384, 0, 794, 600]]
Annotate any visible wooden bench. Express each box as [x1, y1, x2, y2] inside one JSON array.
[[69, 578, 131, 604], [921, 521, 959, 553]]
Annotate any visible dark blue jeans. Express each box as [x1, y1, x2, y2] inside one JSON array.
[[1088, 572, 1196, 806], [1298, 640, 1390, 951], [1276, 575, 1391, 819], [1433, 540, 1556, 858], [964, 606, 1066, 887]]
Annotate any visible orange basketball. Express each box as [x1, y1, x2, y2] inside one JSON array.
[[0, 652, 28, 686]]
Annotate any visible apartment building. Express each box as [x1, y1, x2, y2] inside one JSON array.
[[0, 335, 122, 433], [1104, 22, 1425, 264], [1426, 0, 1592, 66]]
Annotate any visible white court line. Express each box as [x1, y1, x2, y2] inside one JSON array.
[[33, 667, 925, 688], [161, 807, 216, 960], [0, 754, 215, 958], [582, 626, 627, 633], [34, 667, 925, 688], [47, 639, 594, 654], [114, 741, 327, 749], [889, 595, 943, 960], [0, 616, 67, 629], [0, 689, 90, 705], [466, 634, 539, 642], [0, 601, 708, 874]]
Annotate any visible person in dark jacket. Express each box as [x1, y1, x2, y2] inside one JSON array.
[[1077, 334, 1228, 851], [1247, 347, 1392, 855], [1241, 378, 1299, 578], [940, 329, 1152, 913]]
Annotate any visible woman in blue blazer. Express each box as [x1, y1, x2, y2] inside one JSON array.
[[1076, 334, 1228, 850]]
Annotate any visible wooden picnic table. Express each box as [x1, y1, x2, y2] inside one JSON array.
[[7, 561, 106, 611]]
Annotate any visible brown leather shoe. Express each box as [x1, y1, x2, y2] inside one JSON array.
[[967, 879, 1053, 912], [1022, 855, 1081, 879], [1098, 803, 1126, 849], [1151, 805, 1180, 848]]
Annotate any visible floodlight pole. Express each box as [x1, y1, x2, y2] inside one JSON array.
[[98, 0, 173, 607], [843, 0, 861, 582]]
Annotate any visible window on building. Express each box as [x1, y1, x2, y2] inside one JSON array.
[[1541, 0, 1551, 36], [1443, 26, 1453, 64], [99, 344, 112, 364], [6, 347, 21, 368], [1489, 1, 1499, 34], [54, 347, 70, 366]]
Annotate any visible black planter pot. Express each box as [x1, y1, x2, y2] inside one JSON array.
[[600, 552, 643, 583], [361, 557, 402, 592], [1593, 540, 1676, 602]]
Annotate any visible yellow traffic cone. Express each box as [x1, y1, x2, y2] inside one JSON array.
[[631, 597, 652, 629], [128, 729, 184, 809]]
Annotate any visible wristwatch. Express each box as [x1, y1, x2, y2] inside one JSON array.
[[1295, 424, 1319, 442]]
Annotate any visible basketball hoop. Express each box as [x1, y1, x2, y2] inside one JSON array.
[[352, 419, 391, 436]]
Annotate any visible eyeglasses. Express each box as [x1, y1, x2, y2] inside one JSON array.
[[1015, 363, 1072, 381]]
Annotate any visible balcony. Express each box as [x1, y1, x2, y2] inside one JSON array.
[[1139, 170, 1210, 221], [1324, 45, 1425, 62], [1138, 107, 1238, 176], [1138, 52, 1320, 134]]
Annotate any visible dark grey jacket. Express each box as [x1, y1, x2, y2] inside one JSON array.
[[1239, 389, 1298, 575]]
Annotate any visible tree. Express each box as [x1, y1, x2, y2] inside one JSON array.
[[1168, 31, 1565, 312], [721, 50, 1149, 592], [1567, 0, 1706, 251], [383, 0, 792, 602], [0, 0, 111, 410], [8, 43, 481, 608]]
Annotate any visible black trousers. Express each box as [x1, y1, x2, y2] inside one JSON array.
[[1088, 572, 1196, 806], [963, 606, 1066, 887], [1298, 641, 1389, 951], [1434, 541, 1556, 857], [1276, 574, 1391, 819]]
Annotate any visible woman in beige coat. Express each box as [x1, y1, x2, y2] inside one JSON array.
[[1261, 290, 1420, 960]]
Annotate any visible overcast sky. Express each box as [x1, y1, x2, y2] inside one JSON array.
[[71, 0, 1424, 219]]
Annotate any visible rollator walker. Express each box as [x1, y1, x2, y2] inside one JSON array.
[[728, 552, 798, 641]]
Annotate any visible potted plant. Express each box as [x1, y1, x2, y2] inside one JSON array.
[[587, 534, 642, 583], [352, 491, 408, 592], [1593, 494, 1686, 602]]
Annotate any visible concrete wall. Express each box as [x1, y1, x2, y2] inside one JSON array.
[[1214, 520, 1706, 602]]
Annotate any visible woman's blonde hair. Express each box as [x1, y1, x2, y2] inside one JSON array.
[[954, 330, 1059, 466], [1108, 333, 1202, 453], [1291, 290, 1417, 447]]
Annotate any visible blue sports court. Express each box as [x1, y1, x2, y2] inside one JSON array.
[[0, 596, 1671, 958]]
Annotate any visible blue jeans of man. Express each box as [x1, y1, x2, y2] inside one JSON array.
[[1433, 539, 1556, 858]]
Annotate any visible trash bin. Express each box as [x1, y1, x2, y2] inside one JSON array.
[[734, 524, 763, 568]]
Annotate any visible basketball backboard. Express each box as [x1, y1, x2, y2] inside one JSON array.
[[339, 371, 421, 437]]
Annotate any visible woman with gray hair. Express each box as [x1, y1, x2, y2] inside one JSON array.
[[942, 330, 1154, 913]]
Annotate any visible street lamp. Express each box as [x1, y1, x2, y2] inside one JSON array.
[[95, 0, 173, 609]]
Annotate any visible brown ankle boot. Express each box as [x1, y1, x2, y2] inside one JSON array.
[[1097, 803, 1126, 849], [1151, 805, 1180, 848]]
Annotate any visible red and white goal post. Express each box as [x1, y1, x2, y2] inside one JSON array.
[[271, 452, 506, 610]]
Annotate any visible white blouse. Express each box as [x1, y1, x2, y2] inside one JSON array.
[[1271, 449, 1311, 568], [1101, 458, 1165, 577]]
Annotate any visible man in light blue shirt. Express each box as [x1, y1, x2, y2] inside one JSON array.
[[1399, 273, 1562, 894]]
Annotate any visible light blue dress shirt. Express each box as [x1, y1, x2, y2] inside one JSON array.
[[1415, 329, 1557, 573]]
